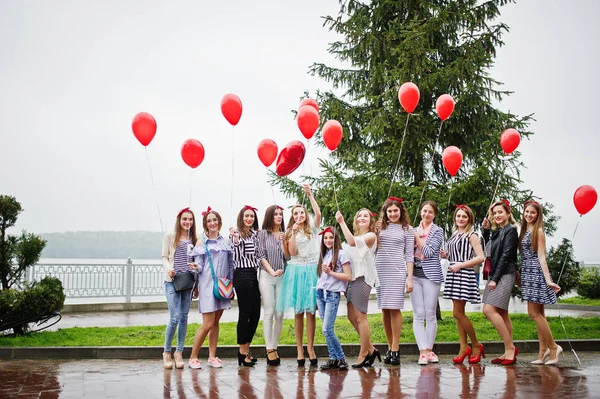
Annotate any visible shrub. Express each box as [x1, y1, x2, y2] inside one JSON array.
[[577, 267, 600, 299], [0, 277, 65, 334]]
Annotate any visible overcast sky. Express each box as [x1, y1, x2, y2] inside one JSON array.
[[1, 1, 598, 262]]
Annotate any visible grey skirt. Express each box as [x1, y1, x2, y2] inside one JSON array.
[[482, 272, 516, 310], [347, 276, 372, 314]]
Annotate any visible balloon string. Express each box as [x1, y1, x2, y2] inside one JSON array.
[[307, 139, 313, 179], [387, 113, 410, 198], [553, 215, 582, 366], [413, 119, 446, 223], [488, 158, 507, 211], [189, 169, 193, 208], [445, 178, 454, 236], [230, 126, 235, 226], [145, 147, 164, 234], [268, 169, 277, 205], [334, 186, 340, 211]]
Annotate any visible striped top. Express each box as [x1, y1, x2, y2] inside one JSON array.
[[173, 239, 193, 274], [231, 230, 261, 270], [414, 223, 444, 284], [256, 229, 286, 271], [447, 231, 477, 265]]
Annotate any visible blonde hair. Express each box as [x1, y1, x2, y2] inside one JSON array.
[[451, 206, 475, 236], [352, 208, 376, 235], [488, 201, 518, 229], [286, 204, 313, 240]]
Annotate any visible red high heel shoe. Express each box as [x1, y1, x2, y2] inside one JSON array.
[[501, 347, 519, 366], [468, 344, 486, 364], [452, 346, 472, 364]]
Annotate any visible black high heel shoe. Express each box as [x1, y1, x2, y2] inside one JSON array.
[[384, 349, 392, 364], [309, 357, 318, 367], [238, 352, 254, 367], [266, 350, 280, 366], [297, 358, 306, 367], [248, 351, 258, 364], [351, 354, 372, 369], [369, 348, 381, 365]]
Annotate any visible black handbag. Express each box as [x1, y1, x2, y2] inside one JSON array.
[[173, 271, 195, 292]]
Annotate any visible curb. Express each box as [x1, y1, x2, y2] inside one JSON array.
[[1, 340, 599, 360], [60, 298, 600, 314]]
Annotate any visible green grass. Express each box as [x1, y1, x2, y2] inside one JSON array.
[[1, 312, 599, 347], [558, 296, 600, 306]]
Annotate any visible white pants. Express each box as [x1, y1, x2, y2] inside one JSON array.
[[411, 276, 441, 350], [259, 270, 284, 349]]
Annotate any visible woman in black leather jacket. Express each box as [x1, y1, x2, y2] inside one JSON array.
[[481, 199, 519, 365]]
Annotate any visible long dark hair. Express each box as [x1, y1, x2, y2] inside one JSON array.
[[262, 205, 285, 232], [380, 198, 411, 230], [173, 209, 198, 249], [317, 227, 341, 277], [236, 207, 259, 239]]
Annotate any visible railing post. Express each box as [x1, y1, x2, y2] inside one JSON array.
[[125, 258, 133, 303]]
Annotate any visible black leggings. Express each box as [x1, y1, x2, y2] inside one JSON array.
[[233, 268, 261, 345]]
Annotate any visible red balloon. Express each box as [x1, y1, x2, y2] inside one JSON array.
[[299, 98, 319, 112], [257, 139, 278, 167], [275, 140, 306, 177], [322, 120, 343, 151], [220, 93, 242, 126], [398, 82, 420, 113], [442, 146, 463, 177], [297, 105, 320, 139], [131, 112, 157, 147], [181, 139, 205, 169], [500, 128, 521, 155], [573, 185, 598, 215], [436, 94, 455, 121]]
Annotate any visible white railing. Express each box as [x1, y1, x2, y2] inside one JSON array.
[[27, 259, 163, 303]]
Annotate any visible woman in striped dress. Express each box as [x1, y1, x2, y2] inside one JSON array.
[[335, 208, 379, 368], [481, 199, 519, 365], [443, 205, 485, 364], [230, 205, 262, 367], [277, 184, 321, 366], [161, 208, 198, 369], [256, 205, 287, 366], [519, 200, 562, 365], [374, 197, 415, 366], [412, 201, 444, 365]]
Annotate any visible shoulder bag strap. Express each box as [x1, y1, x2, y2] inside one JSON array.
[[205, 241, 217, 280]]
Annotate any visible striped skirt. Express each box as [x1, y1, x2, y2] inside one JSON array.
[[443, 266, 480, 303], [482, 272, 516, 310], [347, 276, 372, 314]]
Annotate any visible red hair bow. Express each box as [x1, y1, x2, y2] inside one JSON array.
[[319, 226, 334, 236], [455, 204, 467, 210], [371, 212, 378, 217], [524, 199, 539, 207], [501, 198, 511, 209], [244, 205, 258, 212], [276, 205, 284, 211], [201, 206, 212, 216], [177, 207, 191, 218], [388, 196, 403, 203]]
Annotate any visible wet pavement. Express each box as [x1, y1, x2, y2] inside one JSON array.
[[0, 354, 598, 398], [56, 297, 599, 329]]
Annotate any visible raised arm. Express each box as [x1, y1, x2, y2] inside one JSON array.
[[304, 184, 321, 228], [335, 211, 355, 246]]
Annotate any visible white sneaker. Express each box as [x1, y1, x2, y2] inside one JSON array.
[[427, 352, 439, 363], [418, 354, 429, 365], [188, 358, 203, 369], [208, 357, 223, 368]]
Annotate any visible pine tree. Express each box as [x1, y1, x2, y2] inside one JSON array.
[[274, 0, 557, 232]]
